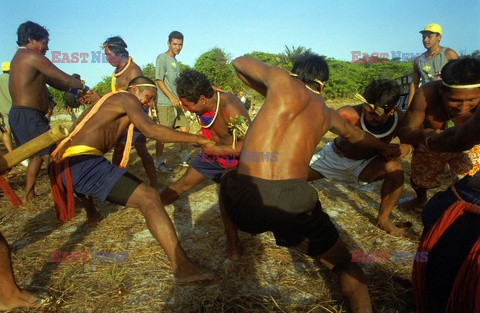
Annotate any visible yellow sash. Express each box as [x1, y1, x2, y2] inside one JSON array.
[[62, 145, 103, 158]]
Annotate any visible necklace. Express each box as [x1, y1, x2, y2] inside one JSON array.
[[360, 111, 398, 138], [17, 46, 27, 50], [305, 85, 320, 95], [114, 56, 132, 77], [198, 91, 220, 128], [427, 47, 441, 57]]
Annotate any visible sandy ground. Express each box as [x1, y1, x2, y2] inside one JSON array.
[[0, 103, 448, 312]]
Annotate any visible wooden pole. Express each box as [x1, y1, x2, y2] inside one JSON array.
[[0, 125, 68, 173]]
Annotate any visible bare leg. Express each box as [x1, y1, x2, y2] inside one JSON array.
[[359, 158, 405, 237], [155, 140, 164, 159], [0, 232, 47, 310], [126, 183, 215, 282], [23, 155, 48, 202], [160, 166, 207, 205], [78, 196, 101, 227], [134, 142, 158, 189], [219, 195, 242, 260], [2, 130, 13, 153], [316, 239, 372, 313], [398, 178, 428, 210]]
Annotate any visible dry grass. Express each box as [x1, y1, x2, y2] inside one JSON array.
[[0, 100, 448, 312]]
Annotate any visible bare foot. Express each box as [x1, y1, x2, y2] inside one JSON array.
[[397, 196, 426, 211], [86, 210, 102, 227], [22, 192, 36, 204], [173, 264, 217, 284], [0, 289, 52, 310], [377, 220, 405, 237], [227, 242, 243, 261]]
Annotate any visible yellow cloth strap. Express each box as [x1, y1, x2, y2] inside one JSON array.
[[119, 124, 135, 169], [111, 73, 117, 92], [62, 145, 103, 158]]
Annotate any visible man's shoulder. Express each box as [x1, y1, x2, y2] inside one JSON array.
[[156, 52, 170, 61]]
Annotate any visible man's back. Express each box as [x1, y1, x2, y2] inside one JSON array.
[[237, 66, 331, 180], [69, 92, 138, 152]]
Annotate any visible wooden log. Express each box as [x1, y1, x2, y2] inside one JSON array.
[[0, 125, 68, 173]]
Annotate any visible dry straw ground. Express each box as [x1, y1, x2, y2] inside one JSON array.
[[1, 100, 447, 312]]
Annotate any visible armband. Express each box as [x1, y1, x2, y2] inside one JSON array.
[[70, 85, 90, 96]]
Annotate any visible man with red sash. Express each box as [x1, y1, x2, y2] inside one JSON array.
[[161, 70, 250, 237]]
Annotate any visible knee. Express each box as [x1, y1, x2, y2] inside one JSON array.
[[384, 161, 404, 177], [138, 186, 162, 209]]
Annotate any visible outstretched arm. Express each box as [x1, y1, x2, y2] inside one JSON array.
[[397, 86, 428, 146], [328, 108, 400, 159], [26, 52, 83, 91], [426, 104, 480, 152], [123, 94, 209, 145], [233, 56, 283, 97]]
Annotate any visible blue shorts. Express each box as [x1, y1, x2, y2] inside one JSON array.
[[190, 153, 237, 183], [9, 106, 53, 157], [119, 129, 146, 145], [57, 155, 141, 203]]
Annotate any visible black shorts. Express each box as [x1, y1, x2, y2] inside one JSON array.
[[220, 170, 339, 256]]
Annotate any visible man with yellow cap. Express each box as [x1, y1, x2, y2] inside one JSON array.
[[0, 61, 13, 152], [407, 23, 458, 107]]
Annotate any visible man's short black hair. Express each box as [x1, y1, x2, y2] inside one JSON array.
[[17, 21, 49, 46], [168, 31, 184, 42], [441, 58, 480, 91], [363, 79, 400, 113], [176, 69, 214, 103], [291, 52, 329, 90], [103, 36, 129, 57]]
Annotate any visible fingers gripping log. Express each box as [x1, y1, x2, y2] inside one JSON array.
[[0, 125, 68, 174]]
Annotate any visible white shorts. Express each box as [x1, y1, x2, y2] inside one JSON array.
[[309, 141, 377, 183]]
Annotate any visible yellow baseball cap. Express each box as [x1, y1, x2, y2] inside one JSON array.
[[1, 62, 10, 72], [419, 23, 442, 35]]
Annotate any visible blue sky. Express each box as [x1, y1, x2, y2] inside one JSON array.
[[1, 0, 478, 86]]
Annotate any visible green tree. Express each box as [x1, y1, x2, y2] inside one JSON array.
[[283, 45, 312, 68], [142, 63, 156, 81], [93, 75, 112, 95], [194, 48, 237, 92]]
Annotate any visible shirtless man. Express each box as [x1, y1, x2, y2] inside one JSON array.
[[9, 21, 86, 202], [407, 23, 458, 107], [309, 79, 412, 237], [160, 70, 250, 232], [411, 63, 480, 312], [102, 36, 158, 189], [398, 58, 480, 209], [49, 76, 215, 283], [219, 53, 401, 312]]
